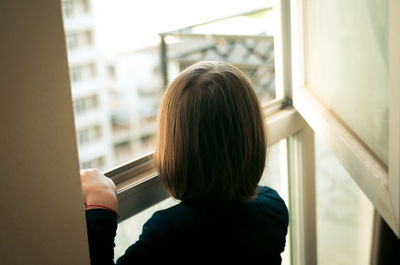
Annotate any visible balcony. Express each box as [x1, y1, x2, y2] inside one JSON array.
[[159, 8, 275, 103]]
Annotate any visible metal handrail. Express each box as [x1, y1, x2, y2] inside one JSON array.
[[159, 7, 273, 36]]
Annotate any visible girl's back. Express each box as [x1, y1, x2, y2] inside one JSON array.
[[83, 61, 289, 265], [114, 186, 288, 264]]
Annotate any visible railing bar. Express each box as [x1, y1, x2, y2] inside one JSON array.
[[104, 152, 153, 178], [159, 7, 273, 35], [160, 33, 273, 40]]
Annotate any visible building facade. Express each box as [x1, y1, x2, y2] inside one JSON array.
[[62, 0, 113, 170]]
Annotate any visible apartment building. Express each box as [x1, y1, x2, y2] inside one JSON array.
[[61, 0, 113, 170], [108, 50, 163, 166]]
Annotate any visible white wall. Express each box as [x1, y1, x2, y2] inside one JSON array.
[[0, 1, 90, 264]]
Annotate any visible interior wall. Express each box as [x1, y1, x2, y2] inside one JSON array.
[[0, 1, 90, 264]]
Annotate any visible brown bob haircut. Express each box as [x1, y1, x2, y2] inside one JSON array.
[[155, 61, 267, 206]]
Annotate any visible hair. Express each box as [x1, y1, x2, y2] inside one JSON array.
[[155, 61, 267, 206]]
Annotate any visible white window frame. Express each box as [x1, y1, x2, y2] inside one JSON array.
[[274, 1, 317, 264], [290, 0, 400, 240]]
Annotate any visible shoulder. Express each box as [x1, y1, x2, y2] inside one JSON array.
[[142, 202, 192, 230], [148, 202, 188, 220], [256, 186, 286, 205], [250, 186, 289, 226]]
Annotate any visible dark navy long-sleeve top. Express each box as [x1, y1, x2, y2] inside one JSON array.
[[86, 186, 289, 265]]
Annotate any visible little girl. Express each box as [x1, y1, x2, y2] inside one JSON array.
[[81, 61, 289, 264]]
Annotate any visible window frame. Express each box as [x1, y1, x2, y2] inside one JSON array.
[[290, 0, 400, 238], [275, 1, 317, 264]]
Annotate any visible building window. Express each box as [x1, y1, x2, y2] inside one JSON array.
[[139, 115, 156, 126], [114, 140, 132, 159], [62, 0, 74, 18], [69, 63, 96, 83], [62, 0, 91, 18], [66, 33, 79, 50], [74, 98, 85, 114], [140, 134, 153, 149], [77, 124, 101, 145], [70, 66, 82, 83], [111, 114, 130, 133], [66, 30, 93, 51], [74, 95, 98, 115]]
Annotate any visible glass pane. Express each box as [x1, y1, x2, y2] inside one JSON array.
[[61, 0, 278, 170], [316, 137, 374, 265], [306, 0, 388, 163], [115, 140, 289, 263], [260, 140, 288, 204], [259, 140, 290, 265], [114, 197, 178, 260]]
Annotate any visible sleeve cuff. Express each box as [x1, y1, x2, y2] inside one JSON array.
[[85, 208, 118, 223]]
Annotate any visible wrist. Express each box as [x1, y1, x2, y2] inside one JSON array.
[[85, 203, 119, 219], [85, 203, 117, 212], [85, 191, 118, 212]]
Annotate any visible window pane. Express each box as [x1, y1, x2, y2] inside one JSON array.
[[62, 0, 278, 170], [259, 140, 290, 265], [260, 140, 288, 203], [114, 197, 178, 260], [114, 140, 289, 262], [306, 0, 388, 163], [316, 137, 374, 265]]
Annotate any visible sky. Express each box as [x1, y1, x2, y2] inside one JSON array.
[[91, 0, 273, 55]]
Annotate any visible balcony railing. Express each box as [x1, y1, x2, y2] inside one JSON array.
[[159, 7, 275, 103]]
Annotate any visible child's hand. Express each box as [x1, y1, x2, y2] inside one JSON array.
[[80, 169, 118, 213]]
